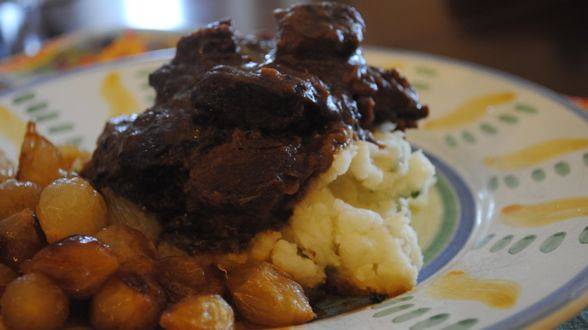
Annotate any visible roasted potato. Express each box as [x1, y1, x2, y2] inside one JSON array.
[[0, 209, 45, 268], [22, 235, 119, 298], [155, 256, 224, 303], [0, 264, 17, 297], [0, 179, 41, 220], [37, 177, 108, 243], [0, 149, 14, 184], [59, 145, 91, 173], [1, 273, 69, 330], [90, 272, 164, 330], [227, 262, 315, 327], [102, 188, 161, 242], [95, 224, 156, 263], [17, 122, 67, 187], [160, 295, 234, 330]]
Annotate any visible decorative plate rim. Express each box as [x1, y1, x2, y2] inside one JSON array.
[[0, 47, 586, 329], [377, 48, 587, 330], [416, 150, 476, 283], [370, 47, 588, 330]]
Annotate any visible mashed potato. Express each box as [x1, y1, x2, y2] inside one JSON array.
[[234, 124, 435, 296]]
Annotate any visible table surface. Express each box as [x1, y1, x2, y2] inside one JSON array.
[[27, 0, 587, 95], [1, 0, 585, 94], [345, 0, 588, 96]]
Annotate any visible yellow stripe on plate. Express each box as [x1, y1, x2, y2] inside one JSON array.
[[428, 270, 520, 309], [484, 138, 588, 170], [501, 197, 588, 227], [0, 105, 26, 146], [101, 71, 140, 117], [423, 92, 516, 130]]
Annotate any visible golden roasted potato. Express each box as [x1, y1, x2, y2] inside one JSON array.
[[95, 224, 156, 263], [0, 209, 45, 268], [160, 295, 234, 330], [1, 273, 69, 330], [155, 256, 224, 303], [102, 188, 161, 242], [90, 272, 164, 330], [0, 179, 41, 220], [17, 122, 67, 187], [22, 235, 119, 298], [0, 264, 17, 297], [59, 145, 91, 173], [0, 149, 14, 184], [227, 262, 315, 327], [37, 177, 108, 243]]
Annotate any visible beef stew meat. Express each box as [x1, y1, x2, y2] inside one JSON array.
[[82, 2, 428, 253]]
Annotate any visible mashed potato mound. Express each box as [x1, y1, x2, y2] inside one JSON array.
[[240, 125, 435, 296]]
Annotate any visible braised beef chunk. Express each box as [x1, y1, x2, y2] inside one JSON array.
[[275, 2, 365, 58], [82, 2, 428, 253]]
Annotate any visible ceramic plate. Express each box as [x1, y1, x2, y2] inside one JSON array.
[[0, 48, 586, 329]]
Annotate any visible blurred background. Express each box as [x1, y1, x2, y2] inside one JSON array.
[[0, 0, 586, 94]]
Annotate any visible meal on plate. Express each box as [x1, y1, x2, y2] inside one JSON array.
[[0, 2, 433, 329]]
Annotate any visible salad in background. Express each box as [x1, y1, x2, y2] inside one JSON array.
[[0, 29, 180, 91]]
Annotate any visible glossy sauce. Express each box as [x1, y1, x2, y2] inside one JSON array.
[[83, 3, 429, 253]]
